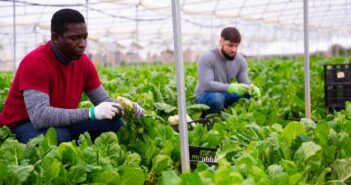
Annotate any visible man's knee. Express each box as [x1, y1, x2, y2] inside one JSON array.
[[198, 92, 225, 113], [55, 128, 72, 143], [207, 95, 225, 111], [97, 118, 125, 132], [71, 118, 125, 141], [12, 122, 71, 144]]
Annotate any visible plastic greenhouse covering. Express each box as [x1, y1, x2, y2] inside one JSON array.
[[0, 0, 351, 64]]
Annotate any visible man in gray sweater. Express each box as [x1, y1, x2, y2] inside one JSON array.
[[0, 9, 144, 143], [194, 27, 261, 117]]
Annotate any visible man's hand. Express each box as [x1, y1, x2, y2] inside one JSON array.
[[251, 85, 261, 98], [116, 96, 145, 118], [92, 102, 124, 120], [227, 83, 250, 95], [133, 103, 145, 118], [112, 103, 125, 117]]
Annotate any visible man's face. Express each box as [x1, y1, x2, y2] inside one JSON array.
[[52, 23, 88, 60], [220, 38, 239, 60]]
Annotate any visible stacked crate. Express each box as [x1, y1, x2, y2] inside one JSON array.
[[189, 145, 218, 170], [324, 63, 351, 111]]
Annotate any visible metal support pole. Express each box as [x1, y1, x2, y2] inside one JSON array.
[[336, 33, 340, 57], [171, 0, 190, 173], [210, 14, 214, 48], [86, 0, 89, 55], [256, 24, 261, 62], [344, 45, 348, 63], [136, 4, 139, 66], [13, 0, 17, 74], [303, 0, 311, 118]]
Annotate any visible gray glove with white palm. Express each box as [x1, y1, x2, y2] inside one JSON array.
[[116, 96, 145, 118]]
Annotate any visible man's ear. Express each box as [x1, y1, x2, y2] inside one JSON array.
[[51, 32, 60, 45], [219, 37, 224, 46]]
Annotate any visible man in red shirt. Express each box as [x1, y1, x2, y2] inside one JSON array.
[[0, 8, 144, 143]]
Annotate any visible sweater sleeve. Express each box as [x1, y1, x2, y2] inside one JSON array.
[[236, 56, 250, 84], [85, 85, 115, 106], [23, 89, 89, 129]]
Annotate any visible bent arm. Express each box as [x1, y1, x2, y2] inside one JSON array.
[[86, 85, 116, 106], [197, 57, 229, 92], [85, 85, 114, 106], [24, 89, 89, 129], [236, 58, 250, 84]]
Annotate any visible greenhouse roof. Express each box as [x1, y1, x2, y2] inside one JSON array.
[[0, 0, 351, 63]]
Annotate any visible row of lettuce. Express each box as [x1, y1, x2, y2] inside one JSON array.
[[0, 56, 350, 184]]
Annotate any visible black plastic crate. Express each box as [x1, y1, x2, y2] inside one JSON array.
[[189, 145, 218, 170], [171, 114, 221, 132], [187, 114, 220, 131], [324, 63, 351, 111]]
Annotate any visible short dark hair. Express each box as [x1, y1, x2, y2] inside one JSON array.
[[221, 27, 241, 43], [51, 8, 85, 34]]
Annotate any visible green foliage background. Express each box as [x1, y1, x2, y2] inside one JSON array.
[[1, 56, 351, 184]]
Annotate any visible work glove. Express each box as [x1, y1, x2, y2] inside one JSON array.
[[132, 103, 145, 118], [250, 84, 261, 98], [90, 102, 124, 120], [168, 114, 193, 126], [227, 83, 250, 96], [116, 96, 145, 118]]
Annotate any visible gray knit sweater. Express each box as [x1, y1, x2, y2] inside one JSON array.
[[194, 48, 250, 96]]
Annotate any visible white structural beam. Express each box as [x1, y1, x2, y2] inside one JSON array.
[[171, 0, 190, 173], [86, 0, 89, 54], [12, 0, 16, 74], [303, 0, 311, 118]]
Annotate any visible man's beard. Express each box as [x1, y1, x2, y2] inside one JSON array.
[[221, 48, 236, 60]]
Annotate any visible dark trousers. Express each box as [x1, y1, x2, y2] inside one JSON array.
[[12, 118, 124, 144], [195, 92, 250, 117]]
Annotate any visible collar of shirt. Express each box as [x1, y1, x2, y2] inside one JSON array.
[[50, 40, 72, 65]]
